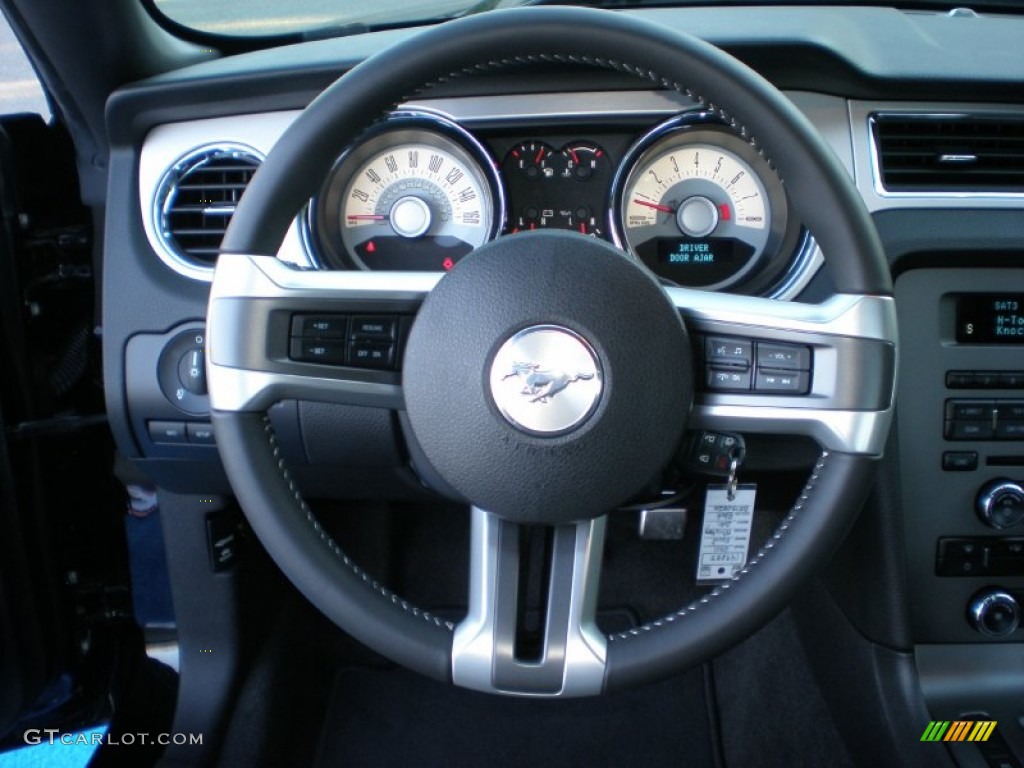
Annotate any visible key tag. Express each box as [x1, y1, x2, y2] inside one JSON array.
[[696, 457, 757, 585]]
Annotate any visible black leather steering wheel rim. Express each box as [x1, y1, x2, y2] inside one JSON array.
[[211, 6, 893, 694]]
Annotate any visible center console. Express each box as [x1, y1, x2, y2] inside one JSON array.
[[897, 267, 1024, 765], [897, 268, 1024, 644]]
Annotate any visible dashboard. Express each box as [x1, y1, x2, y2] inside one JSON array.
[[139, 91, 818, 298], [101, 3, 1024, 756]]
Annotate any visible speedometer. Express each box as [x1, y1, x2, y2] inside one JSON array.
[[312, 116, 503, 271], [611, 117, 793, 292]]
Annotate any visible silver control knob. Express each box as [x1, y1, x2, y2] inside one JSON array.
[[967, 589, 1020, 638], [976, 479, 1024, 530]]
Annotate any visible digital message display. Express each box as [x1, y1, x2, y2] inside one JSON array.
[[956, 294, 1024, 343]]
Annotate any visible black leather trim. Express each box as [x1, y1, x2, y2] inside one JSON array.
[[209, 411, 454, 683], [604, 451, 880, 692]]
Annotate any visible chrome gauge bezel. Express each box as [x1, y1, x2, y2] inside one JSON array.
[[308, 111, 505, 271], [609, 112, 806, 295]]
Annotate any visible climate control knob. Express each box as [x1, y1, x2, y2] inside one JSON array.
[[967, 589, 1020, 638], [976, 479, 1024, 530]]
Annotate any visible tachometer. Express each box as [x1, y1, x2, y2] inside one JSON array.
[[312, 116, 503, 271], [611, 118, 792, 292]]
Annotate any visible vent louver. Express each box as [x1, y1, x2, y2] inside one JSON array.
[[873, 115, 1024, 193], [156, 146, 262, 269]]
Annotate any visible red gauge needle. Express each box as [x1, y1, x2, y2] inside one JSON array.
[[346, 214, 388, 221], [633, 199, 675, 213]]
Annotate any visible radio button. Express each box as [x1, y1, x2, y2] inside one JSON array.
[[942, 451, 978, 471], [997, 402, 1024, 420], [974, 372, 1001, 389], [945, 420, 994, 440], [999, 372, 1024, 389], [946, 400, 994, 420], [996, 421, 1024, 440], [946, 371, 977, 389]]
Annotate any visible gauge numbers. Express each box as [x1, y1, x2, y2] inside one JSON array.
[[314, 120, 501, 271], [614, 124, 789, 291]]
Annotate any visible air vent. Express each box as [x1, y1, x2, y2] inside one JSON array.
[[873, 114, 1024, 192], [155, 145, 263, 272]]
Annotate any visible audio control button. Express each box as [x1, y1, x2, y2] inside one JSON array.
[[967, 589, 1020, 638], [946, 420, 994, 440], [942, 451, 978, 471], [977, 479, 1024, 530], [945, 400, 994, 421], [996, 421, 1024, 440]]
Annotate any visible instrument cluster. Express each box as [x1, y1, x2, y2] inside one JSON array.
[[309, 111, 810, 296]]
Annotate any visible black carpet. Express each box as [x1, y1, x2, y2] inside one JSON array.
[[314, 666, 716, 768]]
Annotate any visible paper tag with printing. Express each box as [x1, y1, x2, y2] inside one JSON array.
[[696, 485, 757, 584]]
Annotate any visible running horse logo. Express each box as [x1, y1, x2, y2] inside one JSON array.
[[502, 362, 595, 403]]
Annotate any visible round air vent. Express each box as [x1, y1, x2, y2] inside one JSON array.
[[154, 144, 263, 278]]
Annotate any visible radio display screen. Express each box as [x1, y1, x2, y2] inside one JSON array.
[[956, 294, 1024, 343]]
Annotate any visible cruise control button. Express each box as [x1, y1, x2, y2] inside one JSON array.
[[148, 420, 188, 444], [350, 316, 397, 340], [289, 338, 347, 364], [348, 341, 395, 369], [291, 314, 347, 339], [756, 343, 810, 371], [705, 337, 752, 367], [754, 369, 808, 394], [706, 367, 751, 391]]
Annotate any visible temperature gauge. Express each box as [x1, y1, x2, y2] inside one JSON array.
[[560, 143, 610, 182], [502, 139, 613, 239]]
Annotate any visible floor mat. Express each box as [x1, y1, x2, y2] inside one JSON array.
[[314, 666, 715, 768]]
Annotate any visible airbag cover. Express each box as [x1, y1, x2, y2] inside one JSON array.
[[402, 230, 692, 524]]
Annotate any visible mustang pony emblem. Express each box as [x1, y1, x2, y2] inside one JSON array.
[[502, 362, 596, 403]]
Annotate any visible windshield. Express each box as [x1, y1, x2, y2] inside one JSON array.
[[152, 0, 523, 37]]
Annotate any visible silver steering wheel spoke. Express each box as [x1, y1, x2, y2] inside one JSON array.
[[452, 507, 608, 697], [671, 287, 898, 456], [206, 253, 440, 413]]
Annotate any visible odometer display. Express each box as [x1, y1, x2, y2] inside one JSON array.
[[634, 237, 756, 288]]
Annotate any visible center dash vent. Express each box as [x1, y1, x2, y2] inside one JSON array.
[[155, 145, 263, 272], [873, 114, 1024, 193]]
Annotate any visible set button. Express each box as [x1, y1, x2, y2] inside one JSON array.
[[288, 313, 405, 370]]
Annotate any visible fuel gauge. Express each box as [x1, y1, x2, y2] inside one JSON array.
[[503, 141, 555, 181]]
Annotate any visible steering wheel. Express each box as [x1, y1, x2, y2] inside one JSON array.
[[206, 6, 896, 697]]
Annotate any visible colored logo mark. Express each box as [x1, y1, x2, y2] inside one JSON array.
[[921, 720, 997, 742]]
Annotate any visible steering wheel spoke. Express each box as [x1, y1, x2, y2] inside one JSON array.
[[207, 253, 437, 412], [452, 507, 608, 697], [670, 288, 897, 456]]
